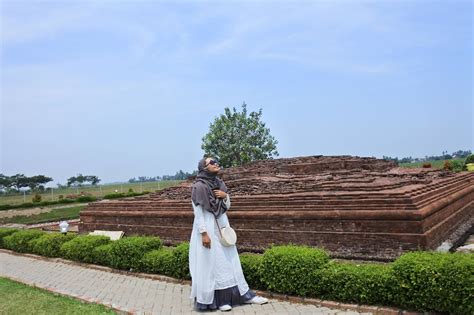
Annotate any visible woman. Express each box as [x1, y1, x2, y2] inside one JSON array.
[[189, 157, 268, 312]]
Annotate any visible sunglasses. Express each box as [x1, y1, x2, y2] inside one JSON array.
[[206, 159, 219, 166]]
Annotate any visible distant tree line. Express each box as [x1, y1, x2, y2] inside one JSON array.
[[128, 170, 197, 183], [0, 174, 53, 192], [383, 150, 472, 164], [66, 174, 101, 187]]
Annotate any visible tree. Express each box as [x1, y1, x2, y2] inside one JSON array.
[[67, 174, 101, 187], [201, 102, 279, 168]]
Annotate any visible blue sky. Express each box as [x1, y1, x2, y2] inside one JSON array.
[[1, 0, 472, 184]]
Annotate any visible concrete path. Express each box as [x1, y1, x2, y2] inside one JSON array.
[[0, 251, 369, 315]]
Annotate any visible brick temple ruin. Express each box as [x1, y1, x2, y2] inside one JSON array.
[[79, 156, 474, 260]]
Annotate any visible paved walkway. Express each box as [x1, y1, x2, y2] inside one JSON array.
[[0, 251, 368, 315]]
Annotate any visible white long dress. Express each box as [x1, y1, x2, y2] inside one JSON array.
[[189, 195, 250, 305]]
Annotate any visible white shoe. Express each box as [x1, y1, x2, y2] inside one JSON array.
[[244, 296, 268, 305], [219, 304, 232, 312]]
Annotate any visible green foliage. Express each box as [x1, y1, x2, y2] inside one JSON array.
[[392, 251, 474, 314], [240, 253, 265, 290], [3, 229, 46, 253], [60, 235, 110, 263], [0, 228, 20, 248], [141, 248, 175, 276], [32, 193, 42, 203], [172, 242, 190, 279], [201, 102, 278, 168], [464, 154, 474, 165], [76, 195, 97, 202], [316, 262, 395, 305], [30, 233, 77, 257], [108, 236, 162, 270], [261, 245, 330, 296], [464, 154, 474, 170], [91, 243, 113, 266], [451, 159, 464, 172], [0, 206, 83, 225], [139, 242, 189, 279]]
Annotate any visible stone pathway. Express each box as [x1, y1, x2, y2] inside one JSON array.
[[0, 251, 369, 315]]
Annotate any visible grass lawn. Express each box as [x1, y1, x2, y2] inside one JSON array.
[[0, 180, 183, 206], [0, 205, 85, 225], [399, 158, 466, 169], [0, 277, 118, 315]]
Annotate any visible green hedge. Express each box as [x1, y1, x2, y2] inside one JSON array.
[[261, 245, 330, 296], [141, 248, 175, 276], [316, 261, 395, 305], [108, 236, 162, 270], [3, 229, 46, 253], [60, 235, 111, 263], [2, 230, 473, 314], [172, 242, 190, 279], [91, 243, 113, 266], [76, 196, 97, 202], [0, 228, 19, 248], [30, 233, 77, 257], [392, 252, 474, 315], [240, 253, 265, 290], [140, 242, 190, 279]]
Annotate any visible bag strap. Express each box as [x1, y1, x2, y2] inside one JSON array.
[[214, 215, 223, 238]]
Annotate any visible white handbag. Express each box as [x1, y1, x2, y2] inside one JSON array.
[[214, 216, 237, 247]]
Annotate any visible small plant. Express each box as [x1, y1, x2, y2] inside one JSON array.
[[58, 195, 64, 200], [422, 163, 432, 168], [128, 188, 134, 193], [451, 160, 464, 172], [443, 160, 452, 170], [32, 193, 42, 203]]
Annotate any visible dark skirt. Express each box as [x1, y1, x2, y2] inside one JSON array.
[[195, 285, 256, 311]]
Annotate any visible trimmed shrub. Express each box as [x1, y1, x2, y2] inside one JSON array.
[[3, 229, 46, 253], [29, 232, 76, 257], [240, 253, 265, 290], [261, 245, 330, 296], [315, 261, 395, 305], [108, 236, 162, 270], [172, 242, 190, 279], [57, 198, 75, 204], [76, 195, 97, 202], [103, 193, 126, 199], [141, 248, 175, 276], [0, 204, 13, 210], [60, 235, 111, 263], [91, 243, 113, 266], [0, 228, 20, 248], [392, 251, 474, 314], [32, 193, 42, 203]]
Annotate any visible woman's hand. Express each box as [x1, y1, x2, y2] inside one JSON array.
[[213, 190, 227, 199], [201, 232, 211, 249]]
